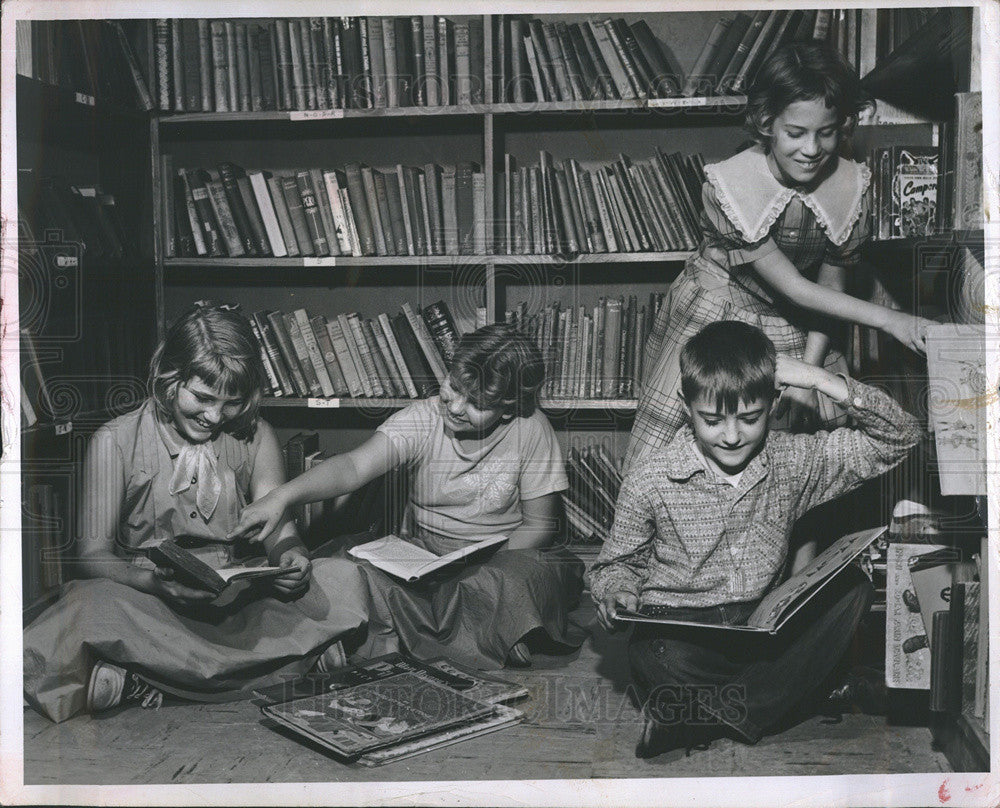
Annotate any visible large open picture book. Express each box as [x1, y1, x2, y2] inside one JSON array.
[[347, 534, 507, 581]]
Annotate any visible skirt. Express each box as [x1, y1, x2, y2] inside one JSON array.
[[353, 533, 587, 670], [624, 259, 849, 474], [23, 557, 368, 723]]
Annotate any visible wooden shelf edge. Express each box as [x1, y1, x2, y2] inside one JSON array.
[[261, 398, 638, 411], [163, 251, 692, 270], [156, 95, 746, 125]]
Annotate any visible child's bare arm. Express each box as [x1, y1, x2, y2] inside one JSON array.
[[753, 249, 935, 354], [775, 354, 850, 403], [506, 492, 561, 550], [229, 431, 401, 542]]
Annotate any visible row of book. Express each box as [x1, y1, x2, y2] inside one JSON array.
[[249, 302, 460, 401], [19, 174, 132, 261], [498, 150, 704, 255], [867, 91, 983, 240], [150, 17, 486, 112], [22, 483, 65, 608], [492, 15, 679, 104], [15, 20, 152, 109], [507, 293, 666, 401], [562, 440, 623, 547]]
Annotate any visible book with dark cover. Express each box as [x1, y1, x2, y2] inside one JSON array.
[[629, 19, 678, 98], [360, 317, 400, 397], [702, 12, 750, 95], [184, 168, 224, 255], [325, 316, 366, 397], [730, 10, 785, 94], [421, 300, 461, 365], [608, 18, 654, 99], [370, 170, 398, 256], [345, 312, 386, 397], [310, 315, 350, 397], [283, 311, 323, 397], [279, 174, 315, 256], [235, 175, 272, 256], [294, 308, 335, 397], [248, 314, 284, 396], [367, 317, 406, 398], [617, 527, 887, 634], [390, 312, 440, 397], [454, 162, 477, 255], [216, 162, 259, 256], [266, 310, 310, 397], [295, 170, 330, 256], [148, 539, 283, 595], [265, 174, 300, 257]]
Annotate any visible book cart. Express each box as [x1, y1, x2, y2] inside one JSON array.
[[15, 6, 987, 771]]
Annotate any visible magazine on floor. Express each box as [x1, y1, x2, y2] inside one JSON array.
[[614, 526, 887, 635]]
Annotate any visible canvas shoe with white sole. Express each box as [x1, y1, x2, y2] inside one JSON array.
[[86, 661, 164, 713]]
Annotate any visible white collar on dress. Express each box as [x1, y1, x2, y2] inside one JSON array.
[[703, 143, 871, 246]]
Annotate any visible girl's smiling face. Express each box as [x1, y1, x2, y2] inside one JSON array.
[[171, 376, 245, 443], [438, 377, 508, 437], [765, 97, 841, 187]]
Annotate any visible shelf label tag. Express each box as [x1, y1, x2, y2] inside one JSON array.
[[55, 255, 79, 268], [302, 257, 335, 266], [648, 97, 710, 108], [307, 398, 341, 408], [55, 421, 73, 435], [74, 92, 96, 106], [289, 109, 345, 121]]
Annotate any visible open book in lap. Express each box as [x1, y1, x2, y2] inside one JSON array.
[[347, 534, 508, 582], [615, 526, 887, 635], [147, 538, 283, 595]]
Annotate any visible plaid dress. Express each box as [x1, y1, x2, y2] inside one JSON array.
[[624, 146, 871, 473]]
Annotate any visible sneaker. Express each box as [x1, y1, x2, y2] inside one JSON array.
[[635, 715, 719, 759], [507, 640, 532, 668], [314, 641, 346, 674], [86, 661, 164, 713]]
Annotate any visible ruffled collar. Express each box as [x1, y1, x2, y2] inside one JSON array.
[[703, 144, 870, 246]]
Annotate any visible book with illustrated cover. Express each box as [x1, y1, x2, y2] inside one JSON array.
[[147, 538, 283, 596], [254, 652, 526, 765], [348, 534, 507, 582], [616, 527, 886, 634]]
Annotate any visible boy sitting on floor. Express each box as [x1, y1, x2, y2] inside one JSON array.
[[590, 320, 922, 758]]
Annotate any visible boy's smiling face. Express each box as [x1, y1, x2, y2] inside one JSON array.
[[685, 393, 773, 477]]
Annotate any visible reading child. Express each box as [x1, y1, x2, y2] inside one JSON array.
[[625, 40, 935, 472], [591, 322, 921, 758], [230, 324, 585, 670], [23, 302, 368, 723]]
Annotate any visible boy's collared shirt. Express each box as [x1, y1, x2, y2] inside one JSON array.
[[590, 378, 921, 609]]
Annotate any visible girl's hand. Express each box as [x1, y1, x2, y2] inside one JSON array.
[[149, 566, 216, 607], [271, 548, 312, 597], [774, 354, 823, 391], [597, 591, 639, 632], [228, 490, 287, 543], [774, 385, 820, 433], [883, 312, 934, 355]]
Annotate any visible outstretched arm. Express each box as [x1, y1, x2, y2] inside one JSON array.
[[229, 431, 401, 542], [753, 250, 935, 354]]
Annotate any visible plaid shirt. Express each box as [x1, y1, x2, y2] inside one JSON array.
[[591, 378, 920, 608]]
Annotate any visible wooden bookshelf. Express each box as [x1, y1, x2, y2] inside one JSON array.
[[262, 397, 637, 411]]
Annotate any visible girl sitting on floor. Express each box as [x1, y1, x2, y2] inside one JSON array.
[[23, 302, 368, 723], [230, 323, 585, 670]]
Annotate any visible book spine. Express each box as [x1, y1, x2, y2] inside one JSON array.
[[322, 170, 355, 255], [247, 24, 263, 111], [422, 300, 461, 363], [402, 302, 448, 383], [437, 16, 452, 106], [248, 314, 283, 396], [441, 167, 459, 255], [284, 311, 323, 396], [588, 20, 634, 100], [249, 171, 286, 257], [366, 16, 387, 108], [326, 317, 366, 397], [390, 312, 437, 397], [280, 174, 315, 256], [236, 175, 271, 256], [295, 170, 330, 256], [422, 15, 438, 107], [346, 313, 385, 396], [252, 311, 293, 395], [209, 21, 229, 111], [378, 312, 419, 398], [267, 310, 310, 396], [422, 164, 444, 255], [311, 315, 350, 396], [454, 21, 471, 105], [307, 18, 326, 109], [216, 163, 258, 255], [370, 170, 398, 255], [179, 19, 200, 111], [394, 167, 416, 255], [472, 171, 486, 255], [274, 18, 293, 109], [288, 19, 307, 109], [266, 174, 301, 257], [417, 173, 434, 258], [308, 168, 340, 256], [364, 318, 404, 397], [337, 313, 375, 396], [224, 21, 238, 111], [294, 308, 335, 397], [204, 175, 245, 256], [234, 22, 251, 111], [381, 17, 398, 107]]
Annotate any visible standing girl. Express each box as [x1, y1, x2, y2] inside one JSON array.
[[230, 324, 585, 670], [625, 41, 936, 472], [23, 302, 368, 723]]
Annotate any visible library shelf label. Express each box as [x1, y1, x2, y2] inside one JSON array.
[[302, 257, 335, 267], [54, 422, 73, 436], [289, 109, 345, 121], [307, 398, 341, 408], [74, 92, 96, 107]]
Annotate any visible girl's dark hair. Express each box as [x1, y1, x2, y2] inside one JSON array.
[[680, 321, 777, 414], [448, 323, 545, 417], [148, 301, 265, 439], [745, 40, 874, 144]]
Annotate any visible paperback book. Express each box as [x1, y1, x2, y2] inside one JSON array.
[[347, 534, 507, 582]]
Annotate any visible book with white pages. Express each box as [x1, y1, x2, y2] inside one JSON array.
[[348, 534, 508, 582]]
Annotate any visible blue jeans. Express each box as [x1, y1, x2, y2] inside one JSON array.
[[628, 565, 873, 743]]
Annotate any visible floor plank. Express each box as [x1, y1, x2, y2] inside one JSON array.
[[21, 603, 950, 784]]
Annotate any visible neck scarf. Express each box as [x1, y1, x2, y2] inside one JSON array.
[[168, 441, 223, 521]]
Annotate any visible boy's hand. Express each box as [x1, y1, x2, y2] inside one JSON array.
[[597, 592, 639, 632], [227, 490, 287, 543], [271, 548, 312, 597], [773, 385, 820, 433]]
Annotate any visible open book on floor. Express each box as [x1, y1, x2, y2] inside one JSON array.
[[347, 534, 507, 581], [147, 538, 284, 595], [614, 526, 887, 635], [255, 653, 527, 765]]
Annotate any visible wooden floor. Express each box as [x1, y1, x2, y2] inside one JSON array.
[[22, 602, 949, 784]]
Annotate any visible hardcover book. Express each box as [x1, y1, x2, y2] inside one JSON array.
[[348, 534, 508, 582], [148, 538, 283, 596]]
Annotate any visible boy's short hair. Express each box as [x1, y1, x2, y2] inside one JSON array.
[[679, 322, 777, 413], [449, 323, 545, 417]]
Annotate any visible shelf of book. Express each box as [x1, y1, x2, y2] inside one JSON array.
[[15, 73, 147, 122], [262, 397, 638, 411]]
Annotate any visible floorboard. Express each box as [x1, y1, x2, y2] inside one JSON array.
[[21, 603, 950, 784]]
